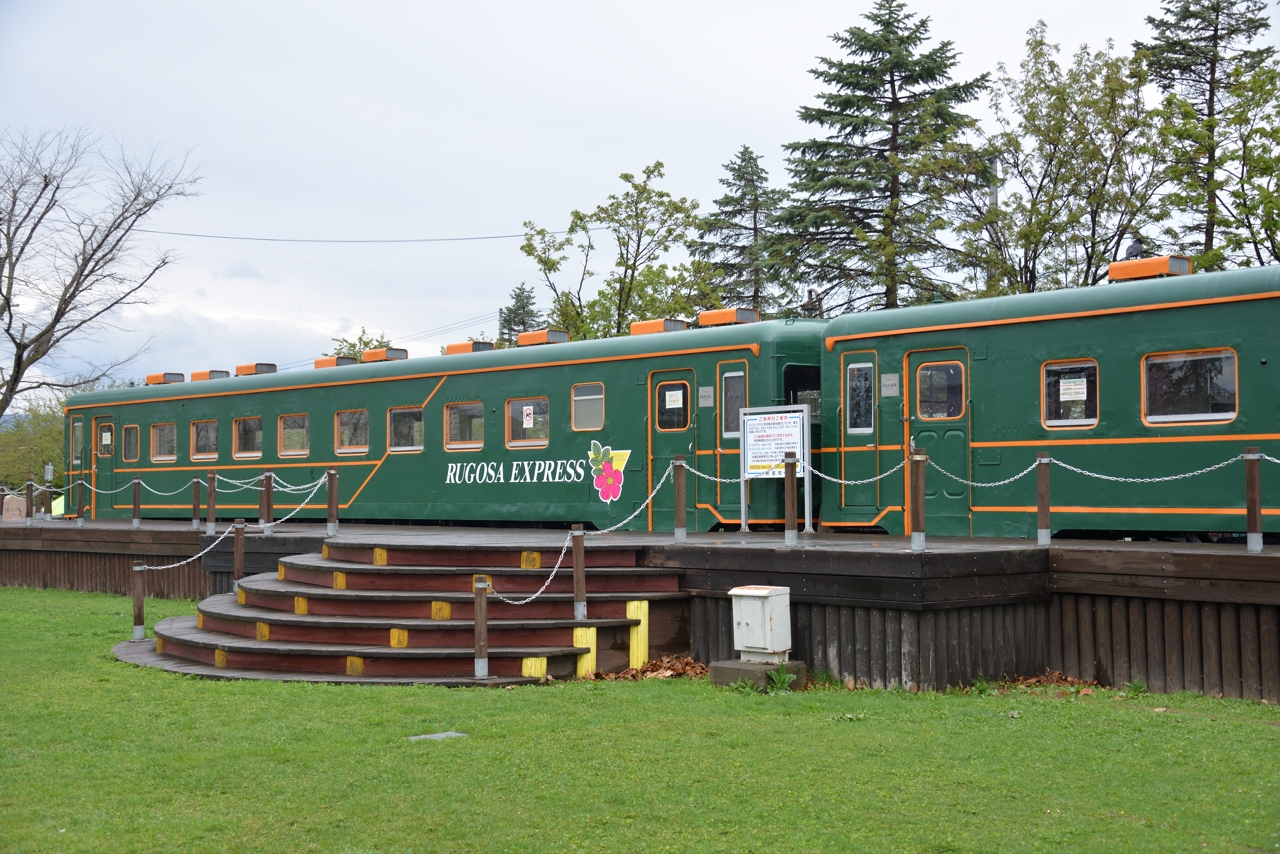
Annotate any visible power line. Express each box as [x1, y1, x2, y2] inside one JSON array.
[[135, 227, 602, 244]]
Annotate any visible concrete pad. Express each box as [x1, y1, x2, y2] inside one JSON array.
[[709, 659, 807, 691]]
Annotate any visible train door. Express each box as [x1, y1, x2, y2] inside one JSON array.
[[906, 349, 971, 536], [649, 369, 696, 530], [715, 360, 748, 521], [91, 416, 115, 519], [839, 351, 880, 510], [68, 416, 85, 517]]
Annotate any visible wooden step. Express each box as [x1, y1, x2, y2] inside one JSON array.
[[153, 616, 583, 678], [324, 543, 638, 568]]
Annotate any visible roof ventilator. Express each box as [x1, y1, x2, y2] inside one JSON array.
[[698, 307, 759, 326], [1107, 255, 1194, 283], [144, 372, 185, 385], [444, 341, 495, 355], [630, 318, 687, 335], [516, 328, 570, 346], [361, 348, 408, 363], [236, 363, 277, 376], [191, 370, 230, 382], [314, 356, 358, 369]]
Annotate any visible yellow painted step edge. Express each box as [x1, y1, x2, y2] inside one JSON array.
[[431, 601, 451, 620], [346, 655, 364, 676], [390, 628, 409, 648], [522, 657, 548, 681], [573, 626, 597, 677], [626, 600, 650, 670]]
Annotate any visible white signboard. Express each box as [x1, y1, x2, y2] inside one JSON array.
[[1059, 377, 1088, 402], [698, 386, 714, 408], [665, 388, 683, 410], [881, 373, 900, 397], [742, 411, 806, 479]]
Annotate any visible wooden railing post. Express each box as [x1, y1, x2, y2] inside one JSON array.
[[132, 477, 142, 529], [205, 471, 217, 537], [910, 452, 928, 552], [233, 520, 246, 586], [326, 469, 339, 536], [1037, 452, 1051, 547], [673, 455, 687, 544], [572, 524, 587, 621], [784, 452, 798, 547], [1246, 446, 1262, 554], [25, 479, 33, 527], [473, 574, 490, 678], [132, 563, 146, 641], [191, 477, 202, 530], [262, 469, 275, 536]]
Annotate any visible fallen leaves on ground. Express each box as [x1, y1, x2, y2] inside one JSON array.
[[589, 655, 710, 681], [1010, 670, 1097, 688]]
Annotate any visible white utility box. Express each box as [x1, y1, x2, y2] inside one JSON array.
[[729, 585, 791, 663]]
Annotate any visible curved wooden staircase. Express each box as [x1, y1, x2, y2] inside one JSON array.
[[115, 534, 689, 686]]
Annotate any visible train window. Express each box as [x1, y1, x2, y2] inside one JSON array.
[[445, 402, 484, 450], [122, 425, 140, 463], [916, 362, 965, 420], [336, 410, 369, 453], [1043, 360, 1098, 428], [97, 423, 114, 456], [722, 372, 745, 437], [389, 407, 425, 452], [70, 420, 83, 466], [234, 417, 263, 459], [191, 420, 219, 460], [846, 363, 875, 434], [657, 382, 690, 431], [572, 383, 605, 431], [279, 414, 309, 457], [784, 365, 821, 424], [507, 397, 550, 448], [151, 423, 176, 463], [1144, 349, 1237, 423]]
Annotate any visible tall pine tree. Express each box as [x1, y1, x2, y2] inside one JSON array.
[[1136, 0, 1274, 267], [497, 282, 544, 346], [692, 146, 793, 317], [776, 0, 987, 312]]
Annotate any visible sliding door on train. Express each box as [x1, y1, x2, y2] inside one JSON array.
[[649, 369, 697, 531], [90, 415, 115, 519], [906, 349, 972, 537]]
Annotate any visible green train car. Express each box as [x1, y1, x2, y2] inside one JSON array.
[[820, 263, 1280, 538], [62, 316, 827, 530]]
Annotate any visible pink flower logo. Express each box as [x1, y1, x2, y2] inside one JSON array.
[[594, 461, 624, 503]]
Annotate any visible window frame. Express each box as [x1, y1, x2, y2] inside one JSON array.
[[914, 360, 966, 421], [97, 422, 115, 457], [1141, 347, 1239, 426], [232, 416, 264, 460], [277, 413, 310, 458], [1041, 358, 1100, 430], [444, 401, 486, 452], [190, 420, 219, 461], [721, 371, 746, 438], [70, 418, 84, 468], [844, 361, 876, 435], [334, 409, 370, 455], [571, 382, 606, 432], [150, 422, 177, 463], [655, 380, 691, 432], [121, 424, 140, 463], [505, 396, 551, 449], [387, 406, 425, 453]]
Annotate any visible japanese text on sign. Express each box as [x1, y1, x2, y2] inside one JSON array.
[[742, 411, 806, 479]]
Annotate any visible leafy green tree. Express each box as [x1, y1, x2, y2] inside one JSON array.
[[324, 327, 391, 360], [0, 399, 65, 491], [521, 212, 597, 341], [776, 0, 987, 312], [1219, 60, 1280, 265], [497, 282, 544, 346], [1136, 0, 1274, 268], [693, 146, 794, 316], [950, 24, 1166, 294]]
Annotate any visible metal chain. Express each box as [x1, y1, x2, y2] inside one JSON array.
[[1050, 454, 1243, 484], [802, 459, 907, 486], [248, 477, 328, 528], [1261, 454, 1280, 467], [141, 478, 203, 497], [927, 459, 1041, 488]]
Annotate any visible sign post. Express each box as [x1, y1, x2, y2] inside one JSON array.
[[738, 405, 812, 534]]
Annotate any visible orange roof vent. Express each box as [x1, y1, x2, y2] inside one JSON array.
[[445, 341, 496, 355], [698, 307, 759, 326], [1107, 255, 1193, 283], [516, 328, 570, 347], [235, 363, 277, 376], [360, 347, 408, 363], [314, 356, 358, 369], [190, 370, 230, 382], [145, 372, 184, 385], [630, 318, 688, 335]]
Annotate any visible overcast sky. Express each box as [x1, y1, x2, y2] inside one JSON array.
[[4, 1, 1272, 383]]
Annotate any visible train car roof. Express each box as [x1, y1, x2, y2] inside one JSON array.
[[821, 265, 1280, 351], [64, 317, 827, 411]]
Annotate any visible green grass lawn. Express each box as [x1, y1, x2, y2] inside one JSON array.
[[1, 586, 1278, 853]]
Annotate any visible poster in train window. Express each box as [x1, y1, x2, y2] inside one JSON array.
[[657, 382, 689, 431], [336, 410, 369, 453], [1144, 350, 1236, 423], [846, 363, 874, 434], [121, 425, 140, 463], [721, 372, 745, 436], [572, 383, 605, 431], [507, 397, 549, 448], [916, 362, 965, 419], [279, 414, 310, 456], [97, 423, 114, 456], [1043, 360, 1098, 427], [445, 403, 484, 450], [191, 420, 219, 460], [389, 407, 424, 451], [151, 423, 176, 462], [234, 417, 263, 458]]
